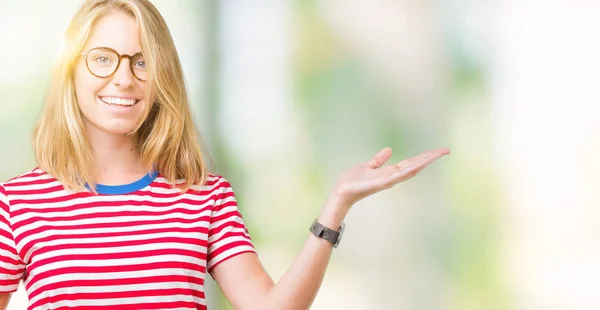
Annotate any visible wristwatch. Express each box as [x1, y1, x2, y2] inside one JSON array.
[[309, 219, 345, 248]]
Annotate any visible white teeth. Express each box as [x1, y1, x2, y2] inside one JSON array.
[[100, 96, 138, 106]]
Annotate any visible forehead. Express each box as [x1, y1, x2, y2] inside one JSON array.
[[84, 11, 141, 55]]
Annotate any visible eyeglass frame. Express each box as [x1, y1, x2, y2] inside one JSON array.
[[80, 47, 147, 81]]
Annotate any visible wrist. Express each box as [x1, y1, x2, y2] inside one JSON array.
[[318, 194, 351, 229]]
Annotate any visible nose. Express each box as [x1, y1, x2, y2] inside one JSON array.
[[111, 58, 134, 88]]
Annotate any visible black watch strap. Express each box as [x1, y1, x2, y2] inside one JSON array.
[[309, 219, 345, 248]]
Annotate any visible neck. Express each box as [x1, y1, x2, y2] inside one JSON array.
[[86, 126, 146, 185]]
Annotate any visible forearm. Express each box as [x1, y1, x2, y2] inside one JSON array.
[[263, 195, 349, 310], [0, 293, 11, 310]]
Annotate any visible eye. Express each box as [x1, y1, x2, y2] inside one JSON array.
[[94, 56, 111, 64], [134, 60, 146, 69]]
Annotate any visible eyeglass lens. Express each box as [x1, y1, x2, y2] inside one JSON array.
[[86, 47, 146, 81]]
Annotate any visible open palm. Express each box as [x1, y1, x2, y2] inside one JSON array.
[[332, 147, 450, 208]]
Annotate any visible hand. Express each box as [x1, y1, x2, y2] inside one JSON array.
[[330, 147, 450, 210]]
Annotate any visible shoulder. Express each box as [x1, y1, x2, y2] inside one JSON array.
[[178, 173, 235, 193], [2, 167, 53, 186], [204, 174, 238, 197], [2, 167, 47, 207], [1, 167, 58, 197]]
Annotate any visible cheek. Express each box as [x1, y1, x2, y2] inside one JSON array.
[[137, 81, 149, 101], [73, 64, 104, 104], [136, 83, 151, 110]]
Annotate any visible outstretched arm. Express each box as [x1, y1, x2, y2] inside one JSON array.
[[212, 147, 450, 310]]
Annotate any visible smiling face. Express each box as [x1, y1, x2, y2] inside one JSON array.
[[73, 10, 149, 138]]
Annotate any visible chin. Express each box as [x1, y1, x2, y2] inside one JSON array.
[[84, 119, 144, 137], [104, 122, 143, 135]]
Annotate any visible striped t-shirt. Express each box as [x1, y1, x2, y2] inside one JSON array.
[[0, 168, 256, 310]]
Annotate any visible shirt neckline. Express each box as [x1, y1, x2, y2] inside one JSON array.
[[91, 171, 158, 195]]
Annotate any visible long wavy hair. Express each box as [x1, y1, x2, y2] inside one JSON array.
[[33, 0, 210, 192]]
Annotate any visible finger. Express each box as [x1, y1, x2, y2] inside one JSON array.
[[400, 148, 449, 168], [365, 147, 393, 169], [393, 148, 450, 178], [358, 148, 445, 193], [417, 148, 449, 167]]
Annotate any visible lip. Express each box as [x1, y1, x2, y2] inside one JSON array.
[[97, 96, 141, 111], [98, 96, 141, 107], [99, 95, 140, 100]]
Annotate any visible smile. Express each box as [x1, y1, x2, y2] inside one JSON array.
[[99, 96, 140, 107]]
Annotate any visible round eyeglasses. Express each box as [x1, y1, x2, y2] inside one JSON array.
[[81, 47, 147, 81]]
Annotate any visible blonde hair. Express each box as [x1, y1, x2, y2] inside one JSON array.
[[33, 0, 210, 192]]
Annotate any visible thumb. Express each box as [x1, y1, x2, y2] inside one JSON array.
[[365, 147, 393, 169]]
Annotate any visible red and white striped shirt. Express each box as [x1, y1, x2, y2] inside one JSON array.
[[0, 168, 255, 310]]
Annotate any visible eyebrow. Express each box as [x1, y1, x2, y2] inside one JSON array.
[[84, 46, 144, 55]]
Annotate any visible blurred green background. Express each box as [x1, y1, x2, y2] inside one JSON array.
[[2, 1, 600, 310]]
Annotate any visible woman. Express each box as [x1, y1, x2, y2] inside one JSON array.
[[0, 0, 449, 309]]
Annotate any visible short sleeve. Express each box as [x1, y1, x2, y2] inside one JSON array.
[[206, 177, 256, 273], [0, 184, 26, 293]]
